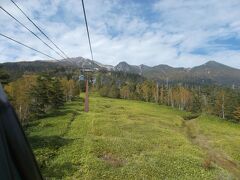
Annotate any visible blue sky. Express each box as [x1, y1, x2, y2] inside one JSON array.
[[0, 0, 240, 68]]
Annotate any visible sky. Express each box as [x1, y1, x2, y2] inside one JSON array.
[[0, 0, 240, 68]]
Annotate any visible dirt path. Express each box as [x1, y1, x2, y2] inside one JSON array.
[[62, 111, 78, 136], [182, 119, 240, 179]]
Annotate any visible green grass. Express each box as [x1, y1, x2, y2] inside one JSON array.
[[196, 115, 240, 164], [25, 95, 240, 179]]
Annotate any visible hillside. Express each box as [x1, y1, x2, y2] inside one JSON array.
[[0, 57, 105, 80], [1, 57, 240, 86], [25, 95, 240, 179]]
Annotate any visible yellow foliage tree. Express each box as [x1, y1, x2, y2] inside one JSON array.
[[233, 107, 240, 122], [4, 75, 37, 123]]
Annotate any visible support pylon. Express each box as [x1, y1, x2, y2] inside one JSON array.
[[84, 78, 89, 112]]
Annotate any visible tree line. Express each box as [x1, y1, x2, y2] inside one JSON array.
[[95, 72, 240, 122], [2, 69, 240, 124], [4, 74, 80, 124]]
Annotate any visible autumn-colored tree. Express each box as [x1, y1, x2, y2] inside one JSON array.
[[136, 83, 143, 100], [94, 71, 240, 123], [160, 85, 164, 104], [171, 87, 178, 108], [61, 78, 80, 101], [179, 86, 191, 110], [120, 85, 130, 99], [233, 107, 240, 122], [141, 81, 153, 102], [4, 75, 37, 123], [151, 82, 159, 103], [171, 86, 192, 110], [168, 87, 174, 107], [214, 91, 226, 119]]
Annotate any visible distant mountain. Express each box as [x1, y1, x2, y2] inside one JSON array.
[[114, 61, 142, 74], [57, 57, 115, 71], [113, 60, 240, 86], [188, 61, 240, 86], [0, 57, 108, 79], [0, 60, 62, 79], [1, 57, 240, 86], [58, 57, 104, 70]]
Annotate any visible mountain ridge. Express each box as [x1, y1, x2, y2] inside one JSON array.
[[1, 57, 240, 86]]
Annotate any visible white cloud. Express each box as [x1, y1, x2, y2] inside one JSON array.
[[0, 0, 240, 68]]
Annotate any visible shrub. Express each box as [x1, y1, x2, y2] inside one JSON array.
[[182, 113, 200, 120]]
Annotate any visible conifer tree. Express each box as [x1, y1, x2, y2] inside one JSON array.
[[30, 75, 51, 118], [0, 69, 10, 84], [50, 78, 65, 109], [191, 94, 202, 113]]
